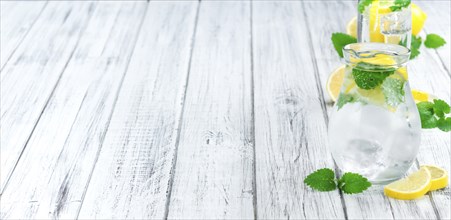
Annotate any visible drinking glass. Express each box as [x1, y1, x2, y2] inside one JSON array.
[[328, 43, 421, 184], [357, 0, 412, 49]]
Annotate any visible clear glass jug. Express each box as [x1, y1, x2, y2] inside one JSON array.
[[328, 43, 421, 184], [357, 0, 412, 49]]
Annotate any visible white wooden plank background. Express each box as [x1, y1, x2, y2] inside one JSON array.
[[0, 2, 147, 219], [167, 1, 253, 219], [0, 1, 47, 69], [252, 2, 345, 219], [1, 1, 96, 192], [1, 1, 449, 219], [77, 2, 199, 219]]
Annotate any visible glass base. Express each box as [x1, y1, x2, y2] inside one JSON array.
[[369, 177, 401, 185]]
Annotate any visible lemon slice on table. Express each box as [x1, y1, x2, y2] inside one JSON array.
[[421, 165, 449, 191], [384, 167, 432, 200]]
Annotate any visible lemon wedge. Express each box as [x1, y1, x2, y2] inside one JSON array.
[[384, 167, 431, 200], [346, 17, 358, 38], [327, 65, 346, 101], [421, 165, 449, 191], [411, 3, 427, 36]]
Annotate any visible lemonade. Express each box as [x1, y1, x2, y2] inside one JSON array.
[[358, 0, 412, 49], [328, 43, 421, 184]]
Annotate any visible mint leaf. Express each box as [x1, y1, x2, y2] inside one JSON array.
[[417, 99, 451, 130], [410, 34, 422, 60], [417, 101, 436, 128], [337, 93, 357, 110], [358, 0, 373, 13], [390, 0, 411, 12], [304, 168, 337, 192], [338, 172, 372, 194], [332, 33, 357, 58], [422, 116, 438, 129], [381, 78, 405, 107], [424, 34, 447, 49], [437, 117, 451, 132], [433, 99, 451, 118], [352, 62, 395, 90]]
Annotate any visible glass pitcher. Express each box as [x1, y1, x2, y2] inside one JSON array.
[[328, 43, 421, 184], [357, 0, 412, 49]]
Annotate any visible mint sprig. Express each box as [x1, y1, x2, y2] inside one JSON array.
[[358, 0, 373, 14], [337, 173, 372, 194], [417, 99, 451, 131], [304, 168, 372, 194], [410, 34, 422, 59], [337, 93, 357, 110], [304, 168, 337, 191], [331, 33, 357, 58], [424, 34, 447, 49], [352, 62, 395, 90], [389, 0, 411, 12]]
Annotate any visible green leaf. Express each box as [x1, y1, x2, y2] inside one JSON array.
[[437, 117, 451, 132], [421, 116, 438, 129], [381, 78, 405, 107], [417, 101, 437, 128], [389, 0, 411, 12], [338, 172, 372, 194], [433, 99, 451, 118], [410, 34, 422, 60], [424, 34, 447, 49], [352, 62, 395, 90], [358, 0, 373, 14], [304, 168, 337, 192], [337, 93, 357, 110], [331, 33, 357, 58]]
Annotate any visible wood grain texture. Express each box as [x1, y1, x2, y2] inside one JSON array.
[[0, 1, 47, 69], [0, 2, 147, 219], [417, 1, 451, 72], [303, 1, 449, 219], [167, 1, 254, 219], [0, 1, 96, 193], [77, 2, 199, 219], [407, 3, 451, 218], [252, 2, 345, 219]]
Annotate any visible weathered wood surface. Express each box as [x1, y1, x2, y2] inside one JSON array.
[[1, 1, 96, 192], [252, 2, 345, 219], [77, 2, 199, 219], [0, 1, 449, 219], [167, 1, 254, 219], [0, 1, 47, 69], [0, 2, 147, 219]]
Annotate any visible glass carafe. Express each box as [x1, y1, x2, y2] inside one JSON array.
[[357, 0, 412, 49], [328, 43, 421, 184]]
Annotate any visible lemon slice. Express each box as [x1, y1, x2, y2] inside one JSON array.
[[327, 65, 346, 101], [347, 16, 358, 38], [347, 3, 427, 38], [369, 0, 392, 43], [421, 165, 449, 191], [384, 167, 431, 200], [327, 66, 434, 103], [411, 3, 427, 36]]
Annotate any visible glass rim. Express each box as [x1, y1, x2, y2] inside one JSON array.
[[343, 43, 411, 66]]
